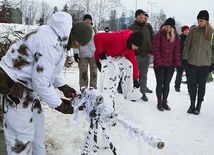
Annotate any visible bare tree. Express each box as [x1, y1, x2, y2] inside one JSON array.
[[94, 0, 121, 27], [19, 0, 39, 25], [39, 1, 52, 25], [67, 3, 85, 22], [68, 0, 121, 27]]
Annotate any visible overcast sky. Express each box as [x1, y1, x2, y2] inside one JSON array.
[[41, 0, 214, 27]]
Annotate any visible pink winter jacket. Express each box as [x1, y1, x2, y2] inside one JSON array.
[[152, 28, 181, 67], [94, 29, 139, 80]]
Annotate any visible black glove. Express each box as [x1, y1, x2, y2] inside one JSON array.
[[55, 98, 85, 114], [74, 54, 80, 63], [96, 60, 101, 72], [182, 59, 188, 69], [55, 100, 74, 114], [209, 63, 214, 73], [133, 79, 139, 88], [99, 51, 107, 60], [58, 84, 76, 98]]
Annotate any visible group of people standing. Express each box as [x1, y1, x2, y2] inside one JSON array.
[[75, 10, 214, 116], [0, 8, 214, 154]]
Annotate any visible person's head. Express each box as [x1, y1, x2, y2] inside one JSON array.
[[181, 25, 189, 35], [164, 17, 175, 34], [83, 14, 92, 25], [197, 10, 209, 28], [135, 9, 146, 23], [104, 27, 109, 32], [144, 13, 149, 23], [163, 18, 176, 42], [122, 24, 127, 30], [126, 31, 144, 50], [197, 10, 212, 41], [67, 21, 92, 49]]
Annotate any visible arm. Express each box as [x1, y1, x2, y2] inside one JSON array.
[[32, 46, 63, 108], [183, 29, 193, 60], [174, 35, 181, 67], [152, 32, 162, 67]]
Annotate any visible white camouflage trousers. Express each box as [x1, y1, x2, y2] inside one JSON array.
[[100, 56, 141, 106], [3, 90, 46, 155]]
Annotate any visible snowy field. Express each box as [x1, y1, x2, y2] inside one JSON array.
[[43, 64, 214, 155]]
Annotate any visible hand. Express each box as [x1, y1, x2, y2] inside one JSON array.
[[99, 51, 107, 60], [209, 63, 214, 73], [55, 101, 74, 114], [74, 54, 80, 63], [95, 60, 101, 72], [133, 79, 139, 88], [55, 98, 85, 114], [58, 84, 76, 98]]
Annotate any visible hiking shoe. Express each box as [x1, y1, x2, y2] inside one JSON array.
[[146, 87, 153, 93], [141, 94, 148, 101]]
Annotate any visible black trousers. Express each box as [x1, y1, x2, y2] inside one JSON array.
[[174, 66, 190, 91], [154, 66, 175, 101], [188, 64, 210, 103]]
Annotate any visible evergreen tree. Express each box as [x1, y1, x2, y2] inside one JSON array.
[[62, 4, 68, 13], [53, 6, 58, 14], [153, 9, 167, 32], [127, 11, 135, 27], [118, 12, 126, 30], [109, 10, 117, 31]]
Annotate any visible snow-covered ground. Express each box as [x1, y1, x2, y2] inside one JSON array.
[[43, 64, 214, 155]]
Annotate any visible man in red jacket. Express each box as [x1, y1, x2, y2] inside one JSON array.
[[94, 29, 143, 106]]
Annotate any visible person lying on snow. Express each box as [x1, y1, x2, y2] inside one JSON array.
[[0, 12, 92, 155], [94, 29, 143, 105]]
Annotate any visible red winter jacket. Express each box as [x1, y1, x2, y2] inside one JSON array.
[[94, 29, 139, 79], [152, 27, 181, 67]]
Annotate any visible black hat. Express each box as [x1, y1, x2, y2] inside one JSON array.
[[104, 27, 109, 32], [145, 13, 149, 17], [165, 18, 175, 28], [126, 31, 143, 49], [197, 10, 209, 21], [135, 9, 145, 18], [83, 14, 92, 21]]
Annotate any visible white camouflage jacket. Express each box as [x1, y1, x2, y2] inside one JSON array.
[[0, 12, 72, 108]]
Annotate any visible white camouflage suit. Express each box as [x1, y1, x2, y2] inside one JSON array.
[[100, 56, 142, 107], [0, 12, 72, 155]]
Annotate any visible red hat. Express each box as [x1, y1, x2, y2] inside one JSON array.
[[181, 25, 189, 32]]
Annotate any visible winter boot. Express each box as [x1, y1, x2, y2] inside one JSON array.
[[187, 101, 195, 114], [193, 101, 202, 115], [141, 94, 148, 101], [157, 100, 164, 111], [163, 100, 171, 111]]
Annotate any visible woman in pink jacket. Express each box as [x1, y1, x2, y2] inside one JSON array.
[[94, 29, 143, 106], [152, 18, 180, 111]]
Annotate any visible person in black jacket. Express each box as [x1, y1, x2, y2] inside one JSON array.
[[174, 25, 190, 92]]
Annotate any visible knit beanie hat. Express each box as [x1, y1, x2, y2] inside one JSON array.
[[104, 27, 109, 32], [83, 14, 92, 21], [135, 9, 145, 18], [165, 18, 175, 28], [145, 13, 149, 17], [67, 21, 92, 49], [197, 10, 209, 21], [126, 31, 143, 49], [181, 25, 189, 32]]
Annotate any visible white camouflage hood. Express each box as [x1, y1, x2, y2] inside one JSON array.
[[50, 12, 72, 42]]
